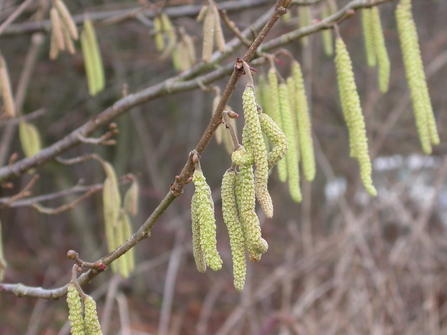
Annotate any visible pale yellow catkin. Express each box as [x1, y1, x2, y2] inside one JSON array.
[[221, 170, 246, 292], [153, 16, 165, 52], [242, 86, 272, 218], [292, 61, 316, 182], [259, 113, 288, 170], [279, 83, 302, 203], [321, 4, 333, 56], [55, 0, 78, 40], [19, 121, 42, 158], [370, 7, 390, 93], [159, 14, 176, 59], [0, 54, 15, 118], [191, 193, 206, 273], [123, 180, 139, 217], [192, 170, 222, 271], [396, 0, 439, 154], [235, 164, 266, 262], [120, 210, 135, 275], [81, 18, 105, 96], [202, 5, 215, 63], [362, 8, 376, 67], [50, 8, 66, 51], [268, 68, 287, 182], [335, 38, 377, 196], [83, 295, 103, 335], [66, 283, 85, 335]]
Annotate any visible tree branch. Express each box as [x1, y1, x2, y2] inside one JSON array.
[[0, 0, 397, 300]]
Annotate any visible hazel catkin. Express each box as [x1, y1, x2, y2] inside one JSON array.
[[192, 169, 222, 271], [221, 170, 246, 291], [67, 283, 85, 335]]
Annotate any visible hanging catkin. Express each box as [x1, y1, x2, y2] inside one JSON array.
[[268, 68, 287, 182], [321, 4, 333, 56], [66, 283, 85, 335], [279, 83, 302, 203], [191, 192, 206, 273], [83, 295, 103, 335], [335, 37, 377, 196], [292, 61, 316, 182], [362, 8, 376, 67], [396, 0, 439, 154], [371, 7, 390, 93], [259, 113, 288, 170], [242, 86, 272, 218], [192, 169, 222, 271], [221, 170, 246, 291], [235, 164, 267, 262]]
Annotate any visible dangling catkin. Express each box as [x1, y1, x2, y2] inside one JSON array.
[[371, 7, 390, 93], [335, 38, 377, 196], [83, 295, 103, 335], [268, 68, 287, 182], [362, 8, 376, 67], [321, 4, 333, 56], [191, 193, 206, 273], [292, 61, 316, 182], [221, 170, 246, 291], [396, 0, 439, 154], [212, 3, 226, 53], [192, 170, 222, 271], [66, 283, 85, 335], [235, 164, 267, 262], [298, 6, 310, 46], [55, 0, 78, 40], [19, 121, 42, 158], [259, 113, 288, 170], [279, 83, 302, 203], [242, 86, 272, 218], [202, 4, 215, 63]]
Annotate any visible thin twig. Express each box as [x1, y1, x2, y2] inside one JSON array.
[[0, 0, 35, 36]]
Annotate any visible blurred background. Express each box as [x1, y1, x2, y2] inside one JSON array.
[[1, 0, 447, 334]]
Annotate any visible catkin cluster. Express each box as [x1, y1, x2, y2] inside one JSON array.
[[191, 169, 223, 272], [396, 0, 439, 154], [335, 37, 377, 197], [49, 0, 78, 60], [197, 0, 226, 63], [67, 283, 103, 335], [361, 7, 390, 93], [257, 61, 316, 203]]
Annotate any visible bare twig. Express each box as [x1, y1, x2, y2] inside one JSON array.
[[0, 0, 35, 36]]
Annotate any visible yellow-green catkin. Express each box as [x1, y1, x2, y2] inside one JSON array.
[[221, 170, 246, 291], [102, 162, 121, 274], [396, 0, 439, 154], [192, 170, 222, 271], [120, 210, 135, 275], [321, 4, 333, 56], [279, 83, 302, 203], [259, 113, 288, 170], [191, 193, 206, 273], [298, 6, 311, 46], [256, 74, 271, 153], [67, 283, 85, 335], [123, 180, 139, 217], [235, 164, 267, 262], [335, 38, 377, 196], [153, 16, 165, 52], [371, 7, 390, 93], [212, 4, 226, 53], [115, 210, 133, 278], [83, 295, 103, 335], [0, 219, 5, 281], [268, 68, 287, 182], [362, 8, 377, 67], [19, 121, 42, 158], [292, 61, 316, 182], [242, 86, 272, 218], [81, 18, 105, 96]]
